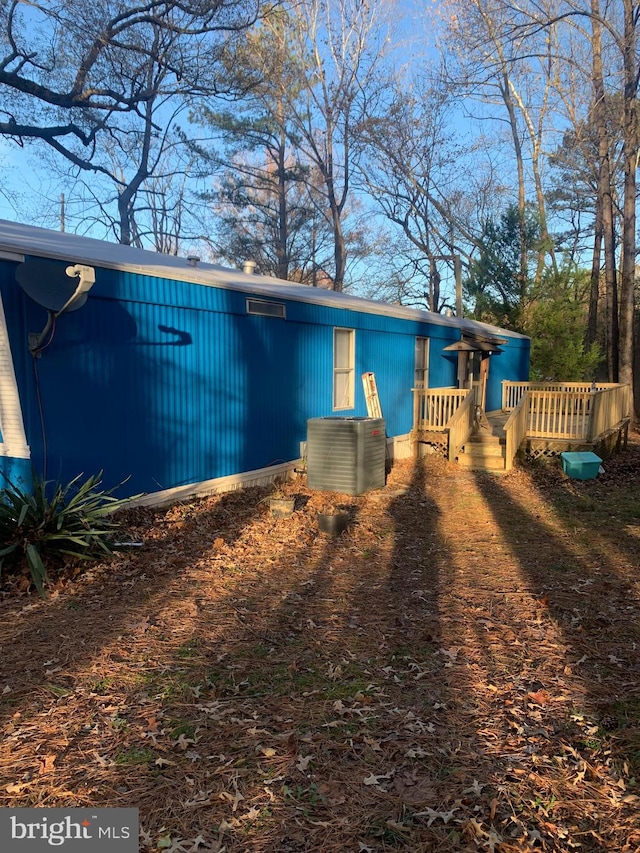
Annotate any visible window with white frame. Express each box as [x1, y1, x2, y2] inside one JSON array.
[[333, 328, 355, 409], [414, 337, 429, 388]]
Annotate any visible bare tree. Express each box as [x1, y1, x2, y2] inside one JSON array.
[[442, 0, 561, 285], [356, 75, 507, 311], [547, 26, 624, 380], [282, 0, 393, 290], [501, 0, 639, 407], [189, 8, 318, 279], [590, 1, 621, 380], [0, 0, 261, 241], [38, 92, 212, 248]]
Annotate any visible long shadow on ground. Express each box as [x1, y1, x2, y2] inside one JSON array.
[[471, 465, 640, 851]]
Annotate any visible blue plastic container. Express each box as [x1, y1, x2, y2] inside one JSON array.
[[560, 451, 602, 480]]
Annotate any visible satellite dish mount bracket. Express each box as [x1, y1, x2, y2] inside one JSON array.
[[27, 264, 95, 356]]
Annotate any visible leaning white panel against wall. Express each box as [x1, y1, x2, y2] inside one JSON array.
[[0, 290, 31, 491]]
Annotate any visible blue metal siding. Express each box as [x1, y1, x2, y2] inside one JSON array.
[[485, 338, 531, 411], [358, 328, 413, 434], [0, 258, 529, 498], [426, 330, 460, 390]]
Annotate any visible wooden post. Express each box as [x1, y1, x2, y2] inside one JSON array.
[[454, 254, 463, 318], [479, 354, 490, 410], [412, 389, 420, 458], [457, 351, 468, 389]]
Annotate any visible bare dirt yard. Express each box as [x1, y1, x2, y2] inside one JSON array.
[[2, 438, 640, 852]]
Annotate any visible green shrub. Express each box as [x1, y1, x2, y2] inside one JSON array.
[[0, 472, 132, 597]]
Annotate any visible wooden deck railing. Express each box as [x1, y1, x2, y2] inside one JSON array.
[[412, 382, 630, 464], [412, 388, 470, 431], [447, 391, 476, 462], [503, 382, 630, 446], [502, 381, 619, 411], [504, 392, 529, 472], [587, 384, 631, 441], [527, 390, 592, 439]]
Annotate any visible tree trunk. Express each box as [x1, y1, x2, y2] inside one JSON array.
[[601, 154, 619, 383], [501, 74, 528, 291], [323, 113, 346, 291], [618, 0, 637, 419], [276, 124, 289, 281], [116, 73, 154, 246], [428, 257, 442, 312], [586, 191, 602, 350], [587, 6, 605, 351], [331, 205, 347, 291], [634, 308, 640, 410], [591, 1, 619, 381], [532, 155, 556, 282]]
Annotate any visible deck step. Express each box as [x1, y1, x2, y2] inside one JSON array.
[[467, 429, 505, 442], [465, 438, 505, 454], [456, 452, 506, 472], [457, 435, 507, 472]]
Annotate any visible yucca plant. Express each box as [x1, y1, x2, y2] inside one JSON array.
[[0, 472, 133, 597]]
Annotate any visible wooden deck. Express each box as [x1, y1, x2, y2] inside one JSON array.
[[412, 384, 631, 472], [501, 383, 631, 468], [484, 410, 508, 438], [485, 409, 629, 459]]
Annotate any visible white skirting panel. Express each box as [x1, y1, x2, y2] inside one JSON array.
[[386, 433, 413, 460], [127, 459, 302, 508], [127, 433, 414, 509]]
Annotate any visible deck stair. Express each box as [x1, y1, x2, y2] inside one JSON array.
[[456, 431, 507, 472], [456, 410, 507, 472], [412, 385, 630, 471]]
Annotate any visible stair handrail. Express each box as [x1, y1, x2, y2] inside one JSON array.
[[504, 391, 529, 471], [447, 390, 476, 462]]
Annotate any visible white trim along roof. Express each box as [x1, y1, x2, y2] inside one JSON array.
[[0, 219, 528, 342]]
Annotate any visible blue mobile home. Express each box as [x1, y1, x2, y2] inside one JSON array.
[[0, 220, 530, 504]]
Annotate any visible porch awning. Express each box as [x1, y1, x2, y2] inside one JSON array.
[[474, 341, 504, 353], [442, 340, 476, 352], [442, 339, 504, 354]]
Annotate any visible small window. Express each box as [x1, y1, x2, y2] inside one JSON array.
[[415, 337, 429, 388], [246, 298, 286, 319], [333, 328, 355, 410]]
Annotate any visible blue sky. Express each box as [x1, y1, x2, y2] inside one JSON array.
[[0, 138, 65, 226], [0, 0, 438, 232]]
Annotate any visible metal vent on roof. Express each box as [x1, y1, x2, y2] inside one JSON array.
[[246, 298, 286, 319]]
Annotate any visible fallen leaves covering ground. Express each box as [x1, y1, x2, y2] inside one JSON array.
[[2, 437, 640, 853]]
